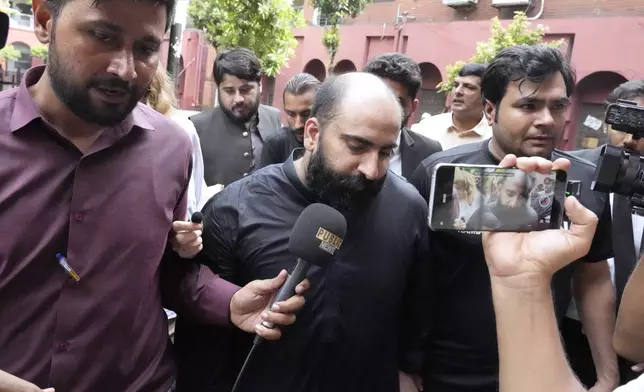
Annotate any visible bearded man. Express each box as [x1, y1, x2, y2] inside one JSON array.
[[174, 72, 433, 392]]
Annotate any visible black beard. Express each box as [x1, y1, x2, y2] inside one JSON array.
[[218, 95, 260, 124], [47, 33, 141, 126], [305, 143, 385, 214]]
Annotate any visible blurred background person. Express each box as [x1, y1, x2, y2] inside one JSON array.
[[411, 63, 491, 150], [452, 168, 481, 229], [191, 48, 281, 186], [363, 53, 442, 179], [260, 72, 320, 167], [146, 64, 208, 217]]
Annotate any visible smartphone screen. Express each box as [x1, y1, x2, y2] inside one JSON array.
[[429, 164, 567, 232]]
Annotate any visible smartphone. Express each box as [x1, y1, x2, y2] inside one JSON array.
[[428, 163, 568, 232]]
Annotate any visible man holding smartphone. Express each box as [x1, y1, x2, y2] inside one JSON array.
[[410, 44, 616, 392]]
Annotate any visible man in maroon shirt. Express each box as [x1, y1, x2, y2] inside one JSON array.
[[0, 0, 307, 391]]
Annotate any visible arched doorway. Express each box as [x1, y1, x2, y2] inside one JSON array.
[[6, 42, 32, 84], [416, 62, 446, 121], [574, 71, 628, 149], [332, 59, 356, 75], [303, 59, 326, 82]]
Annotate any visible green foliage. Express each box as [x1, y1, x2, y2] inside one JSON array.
[[188, 0, 305, 77], [31, 44, 49, 60], [0, 45, 20, 61], [311, 0, 371, 68], [438, 12, 563, 93]]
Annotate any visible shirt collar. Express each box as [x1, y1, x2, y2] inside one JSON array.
[[11, 65, 154, 133], [449, 112, 489, 136], [282, 148, 318, 204], [393, 129, 402, 154]]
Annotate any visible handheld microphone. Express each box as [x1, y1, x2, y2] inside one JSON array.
[[190, 211, 203, 224], [231, 203, 347, 392], [253, 202, 347, 345]]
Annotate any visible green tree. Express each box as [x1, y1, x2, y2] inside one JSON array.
[[438, 12, 563, 93], [311, 0, 371, 68], [0, 45, 20, 62], [31, 44, 49, 60], [188, 0, 305, 77]]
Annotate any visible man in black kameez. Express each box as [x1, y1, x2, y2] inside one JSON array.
[[175, 72, 432, 392]]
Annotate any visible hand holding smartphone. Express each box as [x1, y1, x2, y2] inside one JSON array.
[[429, 163, 568, 232]]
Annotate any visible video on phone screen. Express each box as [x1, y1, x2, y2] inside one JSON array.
[[450, 167, 555, 231]]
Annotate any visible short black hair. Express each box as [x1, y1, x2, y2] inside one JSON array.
[[213, 48, 262, 86], [604, 80, 644, 108], [362, 52, 421, 99], [458, 63, 486, 79], [481, 44, 576, 107], [283, 73, 320, 101], [45, 0, 176, 31]]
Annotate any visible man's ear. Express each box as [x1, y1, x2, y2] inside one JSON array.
[[33, 0, 54, 45], [303, 117, 320, 153], [483, 99, 497, 126], [410, 98, 419, 121]]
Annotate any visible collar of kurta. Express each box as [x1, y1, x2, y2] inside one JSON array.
[[283, 148, 319, 204]]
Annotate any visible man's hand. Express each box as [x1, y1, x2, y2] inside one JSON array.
[[0, 370, 54, 392], [399, 372, 423, 392], [170, 221, 203, 259], [230, 270, 310, 340], [483, 155, 599, 285]]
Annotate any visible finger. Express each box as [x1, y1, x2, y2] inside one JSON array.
[[262, 309, 297, 326], [174, 231, 202, 245], [172, 221, 202, 233], [247, 270, 288, 295], [632, 363, 644, 372], [255, 323, 281, 340], [43, 389, 55, 392], [551, 157, 571, 173], [498, 154, 517, 168], [564, 196, 598, 257], [294, 278, 310, 294], [514, 156, 545, 173], [272, 294, 306, 314]]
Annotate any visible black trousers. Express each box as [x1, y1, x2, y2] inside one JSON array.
[[561, 317, 639, 387]]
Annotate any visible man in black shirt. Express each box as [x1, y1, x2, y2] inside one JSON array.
[[179, 72, 431, 392], [260, 73, 320, 167], [410, 45, 615, 392]]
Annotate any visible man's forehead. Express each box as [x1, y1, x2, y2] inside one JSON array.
[[455, 75, 481, 85], [509, 75, 568, 100], [220, 75, 257, 88], [63, 0, 167, 35]]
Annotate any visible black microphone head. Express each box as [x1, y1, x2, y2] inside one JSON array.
[[289, 203, 347, 267], [191, 211, 203, 224]]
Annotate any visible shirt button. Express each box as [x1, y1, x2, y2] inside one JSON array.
[[244, 152, 250, 157], [58, 342, 69, 351], [75, 213, 84, 222], [242, 132, 249, 137]]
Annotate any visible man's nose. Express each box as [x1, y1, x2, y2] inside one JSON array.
[[294, 115, 305, 130], [106, 50, 137, 82], [357, 152, 381, 181]]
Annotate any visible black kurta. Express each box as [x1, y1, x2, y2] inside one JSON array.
[[175, 151, 432, 392]]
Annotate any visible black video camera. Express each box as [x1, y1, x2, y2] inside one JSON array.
[[591, 99, 644, 214], [0, 11, 8, 49]]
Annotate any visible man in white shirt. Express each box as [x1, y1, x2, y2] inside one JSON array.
[[411, 63, 492, 150], [568, 80, 644, 389]]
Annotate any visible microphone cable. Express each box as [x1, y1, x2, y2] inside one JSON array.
[[230, 340, 262, 392]]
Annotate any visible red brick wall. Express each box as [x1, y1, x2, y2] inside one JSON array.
[[337, 0, 644, 25]]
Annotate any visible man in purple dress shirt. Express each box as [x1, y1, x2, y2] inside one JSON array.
[[0, 0, 307, 391]]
